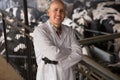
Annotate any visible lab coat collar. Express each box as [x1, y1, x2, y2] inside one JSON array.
[[46, 20, 68, 46]]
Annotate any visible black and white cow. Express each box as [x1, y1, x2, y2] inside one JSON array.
[[91, 1, 120, 57], [0, 6, 47, 79], [5, 7, 45, 28], [0, 6, 47, 55], [72, 7, 94, 38]]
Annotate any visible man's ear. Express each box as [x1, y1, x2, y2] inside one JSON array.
[[46, 9, 49, 16]]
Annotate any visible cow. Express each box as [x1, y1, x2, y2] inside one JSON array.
[[113, 23, 120, 56], [0, 6, 47, 79], [5, 7, 45, 28], [0, 6, 49, 55], [72, 7, 94, 38], [91, 2, 120, 67]]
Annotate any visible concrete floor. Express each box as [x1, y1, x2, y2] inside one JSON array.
[[0, 55, 24, 80]]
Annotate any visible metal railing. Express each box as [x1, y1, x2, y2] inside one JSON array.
[[78, 55, 120, 80], [79, 32, 120, 46], [0, 0, 35, 79]]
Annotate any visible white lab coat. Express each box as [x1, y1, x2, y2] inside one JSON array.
[[32, 20, 83, 80]]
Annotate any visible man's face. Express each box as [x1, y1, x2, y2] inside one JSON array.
[[47, 1, 65, 28]]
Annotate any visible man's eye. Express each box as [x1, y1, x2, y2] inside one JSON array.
[[53, 9, 64, 13], [60, 10, 64, 13], [54, 9, 58, 11]]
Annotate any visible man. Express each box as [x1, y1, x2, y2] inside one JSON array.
[[32, 0, 83, 80]]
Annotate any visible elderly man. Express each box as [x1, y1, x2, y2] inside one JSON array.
[[32, 0, 83, 80]]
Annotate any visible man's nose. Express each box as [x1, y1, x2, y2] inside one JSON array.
[[57, 10, 61, 15]]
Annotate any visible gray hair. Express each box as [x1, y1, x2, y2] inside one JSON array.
[[48, 0, 66, 9], [47, 0, 67, 14]]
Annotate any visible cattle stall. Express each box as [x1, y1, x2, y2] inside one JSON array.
[[0, 0, 120, 80]]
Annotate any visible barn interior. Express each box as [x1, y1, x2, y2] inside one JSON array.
[[0, 0, 120, 80]]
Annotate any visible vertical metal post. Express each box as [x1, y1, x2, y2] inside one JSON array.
[[22, 0, 32, 80], [2, 13, 9, 62]]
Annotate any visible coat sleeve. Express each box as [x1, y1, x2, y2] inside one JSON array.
[[59, 29, 83, 70], [32, 26, 71, 61]]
